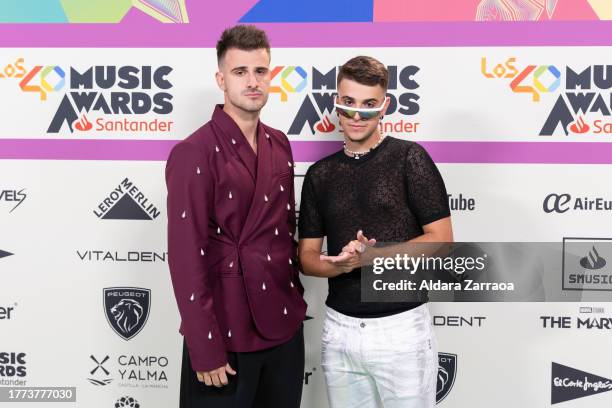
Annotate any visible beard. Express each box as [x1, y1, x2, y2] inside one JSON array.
[[227, 90, 269, 114]]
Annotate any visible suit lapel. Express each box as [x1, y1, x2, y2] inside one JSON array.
[[211, 105, 257, 181], [240, 122, 272, 242]]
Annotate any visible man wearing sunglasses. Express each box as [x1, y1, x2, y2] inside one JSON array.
[[298, 56, 453, 407]]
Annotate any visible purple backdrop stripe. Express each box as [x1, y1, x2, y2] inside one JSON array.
[[0, 139, 611, 164]]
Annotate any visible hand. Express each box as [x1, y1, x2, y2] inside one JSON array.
[[319, 230, 376, 273], [339, 230, 378, 255], [356, 230, 376, 249], [197, 363, 237, 387], [320, 250, 361, 273]]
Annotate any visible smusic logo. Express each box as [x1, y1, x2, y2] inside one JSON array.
[[562, 238, 612, 291], [580, 246, 606, 270], [94, 178, 160, 220], [552, 362, 612, 404], [104, 287, 151, 341], [437, 353, 457, 404]]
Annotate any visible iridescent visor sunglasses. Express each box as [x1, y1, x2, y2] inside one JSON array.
[[334, 97, 388, 120]]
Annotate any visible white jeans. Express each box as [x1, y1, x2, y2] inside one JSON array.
[[321, 305, 438, 408]]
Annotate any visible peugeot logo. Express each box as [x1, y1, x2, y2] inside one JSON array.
[[543, 193, 571, 213]]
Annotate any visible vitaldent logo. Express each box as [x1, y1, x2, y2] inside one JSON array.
[[77, 250, 167, 263], [271, 65, 421, 136], [1, 58, 174, 134], [433, 315, 486, 327], [482, 57, 612, 136]]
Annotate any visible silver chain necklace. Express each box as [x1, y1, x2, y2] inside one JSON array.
[[343, 134, 386, 160]]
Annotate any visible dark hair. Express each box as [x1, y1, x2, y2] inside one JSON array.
[[337, 56, 388, 90], [216, 25, 271, 63]]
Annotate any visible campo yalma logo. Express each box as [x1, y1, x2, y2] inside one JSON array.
[[87, 355, 113, 386]]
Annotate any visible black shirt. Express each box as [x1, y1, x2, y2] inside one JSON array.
[[298, 136, 450, 318]]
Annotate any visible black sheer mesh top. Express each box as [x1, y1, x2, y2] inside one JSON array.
[[298, 136, 450, 318]]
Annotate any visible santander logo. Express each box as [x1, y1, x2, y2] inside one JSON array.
[[315, 115, 335, 133], [73, 114, 93, 132]]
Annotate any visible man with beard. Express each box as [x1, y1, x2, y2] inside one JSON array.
[[166, 25, 306, 408], [299, 56, 453, 407]]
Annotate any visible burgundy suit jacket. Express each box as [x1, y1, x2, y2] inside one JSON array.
[[166, 105, 307, 372]]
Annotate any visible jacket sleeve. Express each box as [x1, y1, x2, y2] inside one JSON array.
[[166, 141, 227, 372]]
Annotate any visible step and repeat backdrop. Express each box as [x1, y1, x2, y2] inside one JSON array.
[[2, 1, 612, 407]]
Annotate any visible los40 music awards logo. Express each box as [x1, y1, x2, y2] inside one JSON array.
[[270, 64, 422, 137], [482, 57, 612, 136], [0, 57, 174, 134]]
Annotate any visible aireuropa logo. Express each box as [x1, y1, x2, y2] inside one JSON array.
[[562, 238, 612, 291], [552, 362, 612, 404], [94, 178, 160, 220], [270, 64, 421, 137], [1, 58, 174, 134], [103, 287, 151, 341], [87, 355, 113, 386], [482, 57, 612, 136], [543, 193, 612, 214], [0, 188, 27, 213], [437, 353, 457, 404]]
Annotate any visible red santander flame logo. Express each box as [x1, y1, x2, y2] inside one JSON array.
[[315, 115, 335, 133], [73, 114, 93, 131], [569, 116, 590, 134]]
